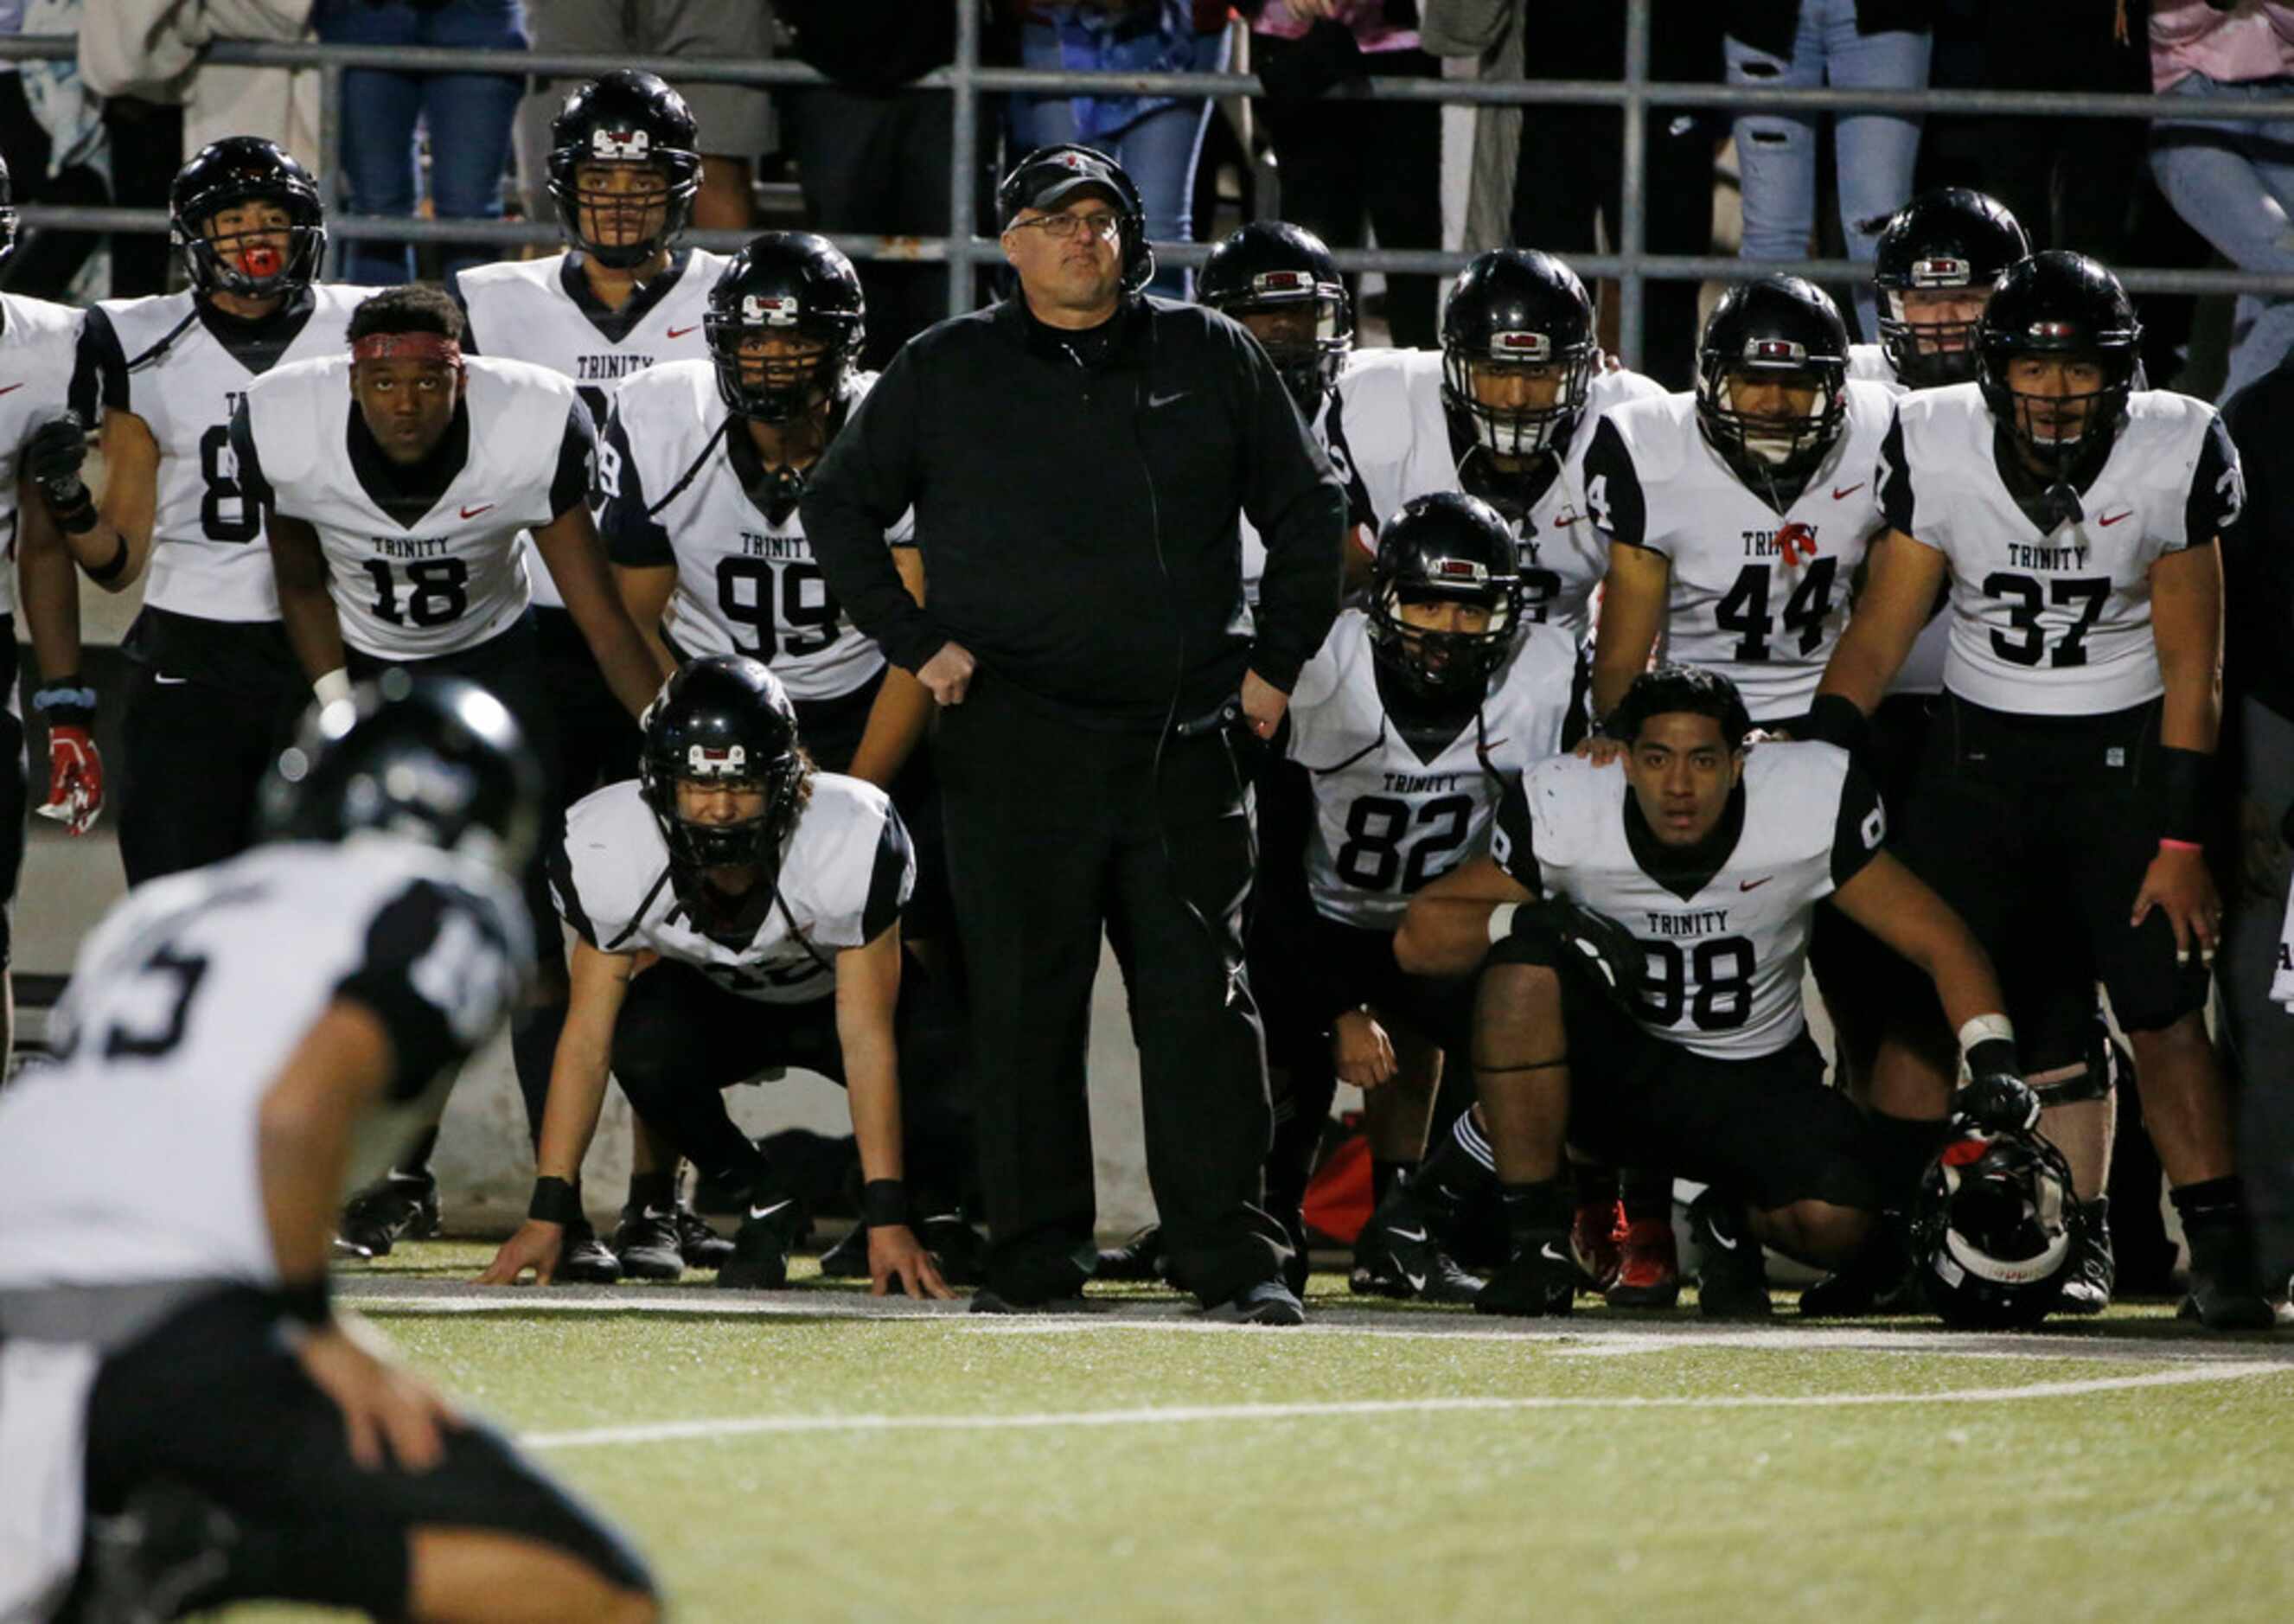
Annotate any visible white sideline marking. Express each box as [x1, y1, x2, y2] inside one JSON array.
[[521, 1362, 2284, 1451]]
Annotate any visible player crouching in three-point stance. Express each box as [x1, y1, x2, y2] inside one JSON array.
[[1396, 665, 2038, 1318], [482, 655, 962, 1297], [0, 678, 655, 1623]]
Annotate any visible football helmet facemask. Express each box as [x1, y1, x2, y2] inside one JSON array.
[[1366, 491, 1526, 700]]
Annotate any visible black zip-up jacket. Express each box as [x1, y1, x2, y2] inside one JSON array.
[[803, 294, 1346, 732]]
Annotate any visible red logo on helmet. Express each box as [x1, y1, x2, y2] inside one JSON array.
[[2029, 320, 2078, 340], [740, 294, 801, 326], [1255, 270, 1310, 295], [1491, 330, 1551, 361], [591, 128, 652, 161], [1940, 1139, 1990, 1167], [1433, 558, 1487, 583], [1748, 337, 1807, 363], [1909, 256, 1971, 288]]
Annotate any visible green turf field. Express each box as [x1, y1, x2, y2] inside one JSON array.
[[237, 1241, 2293, 1623]]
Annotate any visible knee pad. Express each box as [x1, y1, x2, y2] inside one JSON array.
[[2031, 1017, 2122, 1109]]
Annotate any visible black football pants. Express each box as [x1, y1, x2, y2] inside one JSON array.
[[935, 673, 1289, 1308]]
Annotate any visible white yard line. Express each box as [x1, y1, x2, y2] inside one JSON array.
[[520, 1361, 2285, 1451]]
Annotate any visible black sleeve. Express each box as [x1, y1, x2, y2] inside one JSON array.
[[548, 400, 597, 521], [444, 269, 479, 355], [226, 400, 274, 515], [859, 806, 915, 943], [1828, 758, 1888, 891], [543, 835, 597, 949], [334, 879, 522, 1100], [69, 307, 128, 422], [803, 347, 950, 674], [1581, 416, 1648, 551], [595, 406, 674, 566], [2185, 412, 2243, 551], [1307, 914, 1401, 1026], [1878, 409, 1916, 535], [1488, 770, 1542, 892], [1234, 318, 1345, 694]]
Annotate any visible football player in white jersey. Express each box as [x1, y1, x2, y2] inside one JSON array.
[[1585, 274, 1894, 730], [451, 70, 729, 792], [480, 656, 966, 1297], [34, 138, 372, 887], [0, 680, 657, 1623], [1341, 248, 1665, 643], [1196, 220, 1377, 599], [1249, 494, 1575, 1303], [239, 284, 669, 1278], [1813, 251, 2274, 1329], [600, 233, 932, 783], [1395, 665, 2040, 1319]]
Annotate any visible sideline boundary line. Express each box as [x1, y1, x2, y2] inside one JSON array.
[[521, 1362, 2284, 1450]]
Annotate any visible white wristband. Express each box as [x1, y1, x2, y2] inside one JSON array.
[[1957, 1012, 2016, 1068], [1487, 903, 1520, 945], [313, 668, 354, 708]]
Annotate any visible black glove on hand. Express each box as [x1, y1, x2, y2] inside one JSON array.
[[24, 412, 91, 504], [1956, 1070, 2042, 1136]]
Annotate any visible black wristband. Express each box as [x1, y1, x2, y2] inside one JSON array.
[[51, 487, 98, 536], [1965, 1037, 2022, 1080], [274, 1276, 332, 1328], [2157, 746, 2210, 845], [861, 1179, 911, 1230], [1799, 693, 1871, 755], [31, 681, 96, 729], [86, 531, 130, 585], [529, 1175, 582, 1224]]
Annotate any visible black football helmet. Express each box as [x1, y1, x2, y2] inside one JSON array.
[[1441, 249, 1598, 460], [1977, 250, 2142, 483], [259, 670, 543, 877], [704, 233, 866, 423], [546, 70, 703, 270], [996, 143, 1154, 296], [0, 153, 16, 270], [169, 137, 327, 301], [1872, 188, 2029, 389], [1198, 221, 1352, 410], [1367, 492, 1525, 700], [639, 656, 809, 920], [1911, 1127, 2083, 1329], [1696, 275, 1851, 490]]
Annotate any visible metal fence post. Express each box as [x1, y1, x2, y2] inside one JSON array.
[[319, 60, 344, 279], [1618, 0, 1652, 370], [949, 0, 983, 317]]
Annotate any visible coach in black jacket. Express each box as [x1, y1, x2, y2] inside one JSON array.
[[805, 145, 1345, 1321]]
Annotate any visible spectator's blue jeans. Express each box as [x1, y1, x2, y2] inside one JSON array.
[[2151, 72, 2294, 402], [1013, 24, 1229, 299], [315, 0, 527, 286], [1726, 0, 1928, 340]]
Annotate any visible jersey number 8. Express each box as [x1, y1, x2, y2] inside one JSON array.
[[1640, 935, 1753, 1032]]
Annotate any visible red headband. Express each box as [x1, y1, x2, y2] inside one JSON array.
[[351, 332, 464, 368]]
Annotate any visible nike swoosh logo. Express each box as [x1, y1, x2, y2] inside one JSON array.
[[1739, 876, 1772, 892], [1539, 1242, 1568, 1264], [1403, 1270, 1427, 1294], [747, 1199, 793, 1221], [1389, 1227, 1429, 1244], [153, 673, 189, 686], [667, 324, 700, 339], [2097, 509, 2134, 527], [459, 503, 495, 520], [1148, 390, 1191, 408], [0, 384, 23, 397], [1832, 483, 1865, 501], [1708, 1226, 1739, 1252], [1551, 509, 1583, 527]]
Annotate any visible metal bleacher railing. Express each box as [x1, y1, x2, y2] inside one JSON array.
[[10, 0, 2294, 368]]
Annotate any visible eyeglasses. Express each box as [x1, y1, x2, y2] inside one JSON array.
[[1006, 211, 1123, 244]]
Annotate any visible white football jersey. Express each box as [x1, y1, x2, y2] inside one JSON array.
[[1238, 369, 1370, 604], [1341, 348, 1665, 643], [1287, 609, 1576, 928], [1847, 342, 1893, 386], [1841, 347, 1952, 698], [2274, 869, 2294, 1010], [1492, 742, 1886, 1061], [70, 284, 375, 623], [451, 247, 729, 609], [0, 292, 85, 620], [0, 840, 527, 1289], [238, 354, 591, 659], [1879, 384, 2241, 715], [551, 775, 913, 1007], [1582, 382, 1894, 723], [596, 359, 904, 702]]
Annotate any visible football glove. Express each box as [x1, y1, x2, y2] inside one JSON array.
[[1955, 1071, 2042, 1136], [31, 681, 102, 835], [23, 412, 91, 507]]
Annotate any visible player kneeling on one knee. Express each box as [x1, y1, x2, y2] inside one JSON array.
[[1394, 663, 2037, 1318], [481, 654, 954, 1299], [0, 678, 655, 1623]]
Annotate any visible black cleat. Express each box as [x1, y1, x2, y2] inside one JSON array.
[[2179, 1217, 2275, 1331], [610, 1208, 685, 1282], [1690, 1192, 1772, 1320], [920, 1212, 987, 1286], [79, 1481, 238, 1624], [1095, 1224, 1166, 1282], [676, 1203, 734, 1269], [815, 1223, 870, 1279], [555, 1218, 623, 1284], [1798, 1219, 1915, 1318], [1475, 1235, 1575, 1317], [336, 1169, 439, 1258], [1351, 1183, 1486, 1304], [1205, 1279, 1307, 1326], [2057, 1197, 2113, 1315], [718, 1199, 804, 1290], [1604, 1218, 1683, 1310]]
